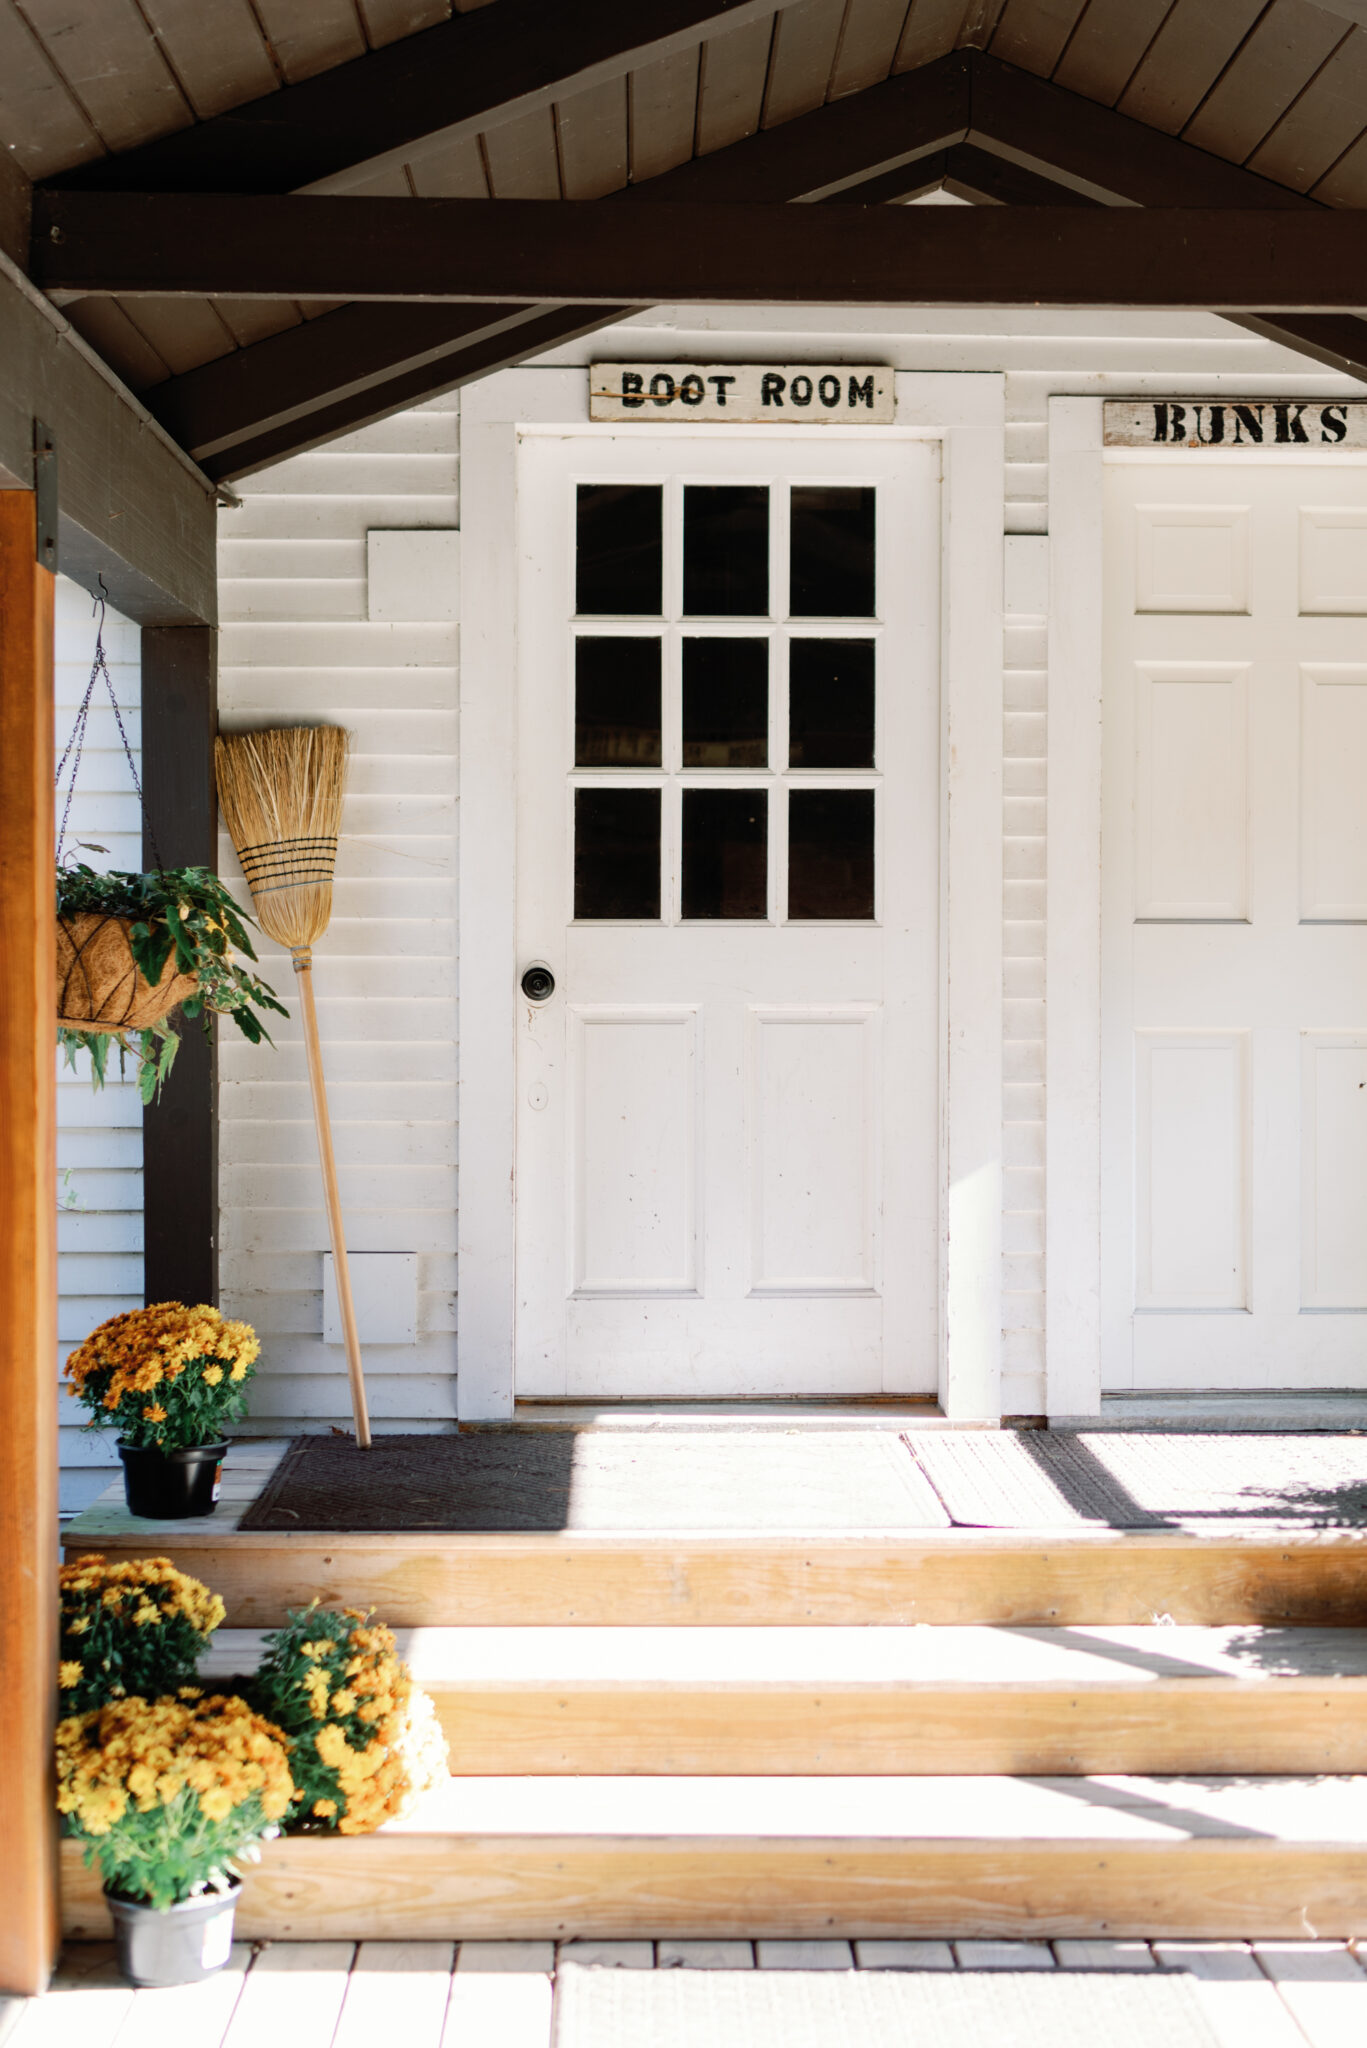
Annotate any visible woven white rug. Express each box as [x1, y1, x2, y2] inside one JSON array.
[[552, 1966, 1221, 2047]]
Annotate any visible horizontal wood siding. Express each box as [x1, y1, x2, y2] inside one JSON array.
[[54, 578, 143, 1509], [216, 396, 459, 1432]]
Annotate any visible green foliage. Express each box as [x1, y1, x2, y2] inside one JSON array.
[[56, 862, 289, 1100], [58, 1557, 225, 1716], [82, 1782, 269, 1912]]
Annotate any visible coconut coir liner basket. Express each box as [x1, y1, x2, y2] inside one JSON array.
[[56, 914, 198, 1032]]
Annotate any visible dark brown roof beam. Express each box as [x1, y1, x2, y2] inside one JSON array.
[[34, 194, 1367, 312], [42, 0, 779, 197]]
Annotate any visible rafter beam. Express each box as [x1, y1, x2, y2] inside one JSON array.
[[33, 195, 1367, 312], [45, 0, 778, 198]]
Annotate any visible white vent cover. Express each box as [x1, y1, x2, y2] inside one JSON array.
[[322, 1251, 417, 1345], [367, 528, 460, 621]]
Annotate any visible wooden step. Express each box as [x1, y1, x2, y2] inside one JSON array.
[[64, 1524, 1367, 1628], [201, 1624, 1367, 1775], [59, 1774, 1367, 1943]]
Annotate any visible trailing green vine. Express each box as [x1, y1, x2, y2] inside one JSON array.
[[57, 861, 289, 1103]]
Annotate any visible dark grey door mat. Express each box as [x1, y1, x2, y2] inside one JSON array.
[[238, 1430, 950, 1532], [905, 1429, 1367, 1528], [552, 1968, 1220, 2048]]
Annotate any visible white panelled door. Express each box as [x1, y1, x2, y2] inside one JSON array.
[[514, 431, 941, 1398], [1102, 459, 1367, 1390]]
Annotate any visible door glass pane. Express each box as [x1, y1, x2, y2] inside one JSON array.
[[788, 639, 875, 768], [683, 485, 769, 615], [682, 638, 768, 767], [575, 789, 660, 918], [788, 790, 875, 919], [790, 486, 876, 618], [575, 638, 662, 766], [682, 789, 768, 919], [576, 484, 663, 615]]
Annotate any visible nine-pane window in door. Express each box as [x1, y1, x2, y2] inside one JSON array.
[[572, 477, 879, 922]]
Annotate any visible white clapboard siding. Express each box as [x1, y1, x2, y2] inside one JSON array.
[[54, 577, 145, 1510], [217, 394, 459, 1434]]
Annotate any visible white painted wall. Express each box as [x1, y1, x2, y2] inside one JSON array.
[[216, 395, 460, 1433], [54, 578, 144, 1510]]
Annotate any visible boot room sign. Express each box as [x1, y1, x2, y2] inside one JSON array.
[[590, 362, 894, 423], [1105, 399, 1367, 448]]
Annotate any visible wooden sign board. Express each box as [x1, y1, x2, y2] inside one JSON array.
[[1104, 399, 1367, 448], [590, 362, 894, 424]]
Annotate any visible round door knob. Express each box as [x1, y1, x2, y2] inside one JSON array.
[[521, 964, 555, 1002]]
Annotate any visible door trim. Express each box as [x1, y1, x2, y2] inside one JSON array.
[[459, 368, 1005, 1420]]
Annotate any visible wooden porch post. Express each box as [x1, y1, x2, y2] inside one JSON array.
[[0, 488, 59, 1995], [141, 626, 219, 1308]]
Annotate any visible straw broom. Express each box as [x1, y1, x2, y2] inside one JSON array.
[[215, 726, 371, 1448]]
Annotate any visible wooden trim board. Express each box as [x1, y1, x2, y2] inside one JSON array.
[[59, 1823, 1367, 1943], [0, 492, 58, 1996], [62, 1527, 1367, 1627]]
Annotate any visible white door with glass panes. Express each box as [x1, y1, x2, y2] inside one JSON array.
[[1102, 459, 1367, 1390], [513, 431, 941, 1398]]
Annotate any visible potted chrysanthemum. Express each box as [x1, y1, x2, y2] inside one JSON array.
[[65, 1303, 260, 1518], [58, 1555, 225, 1713], [57, 1692, 294, 1985]]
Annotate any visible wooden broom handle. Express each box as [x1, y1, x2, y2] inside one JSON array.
[[293, 949, 371, 1448]]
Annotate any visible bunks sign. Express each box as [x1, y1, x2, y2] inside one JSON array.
[[1104, 399, 1367, 448], [590, 362, 895, 424]]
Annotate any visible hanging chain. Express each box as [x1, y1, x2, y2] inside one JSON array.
[[56, 583, 165, 873]]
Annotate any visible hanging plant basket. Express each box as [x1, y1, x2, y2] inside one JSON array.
[[56, 912, 198, 1034]]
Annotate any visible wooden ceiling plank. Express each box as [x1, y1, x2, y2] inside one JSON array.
[[250, 0, 368, 85], [1052, 0, 1177, 105], [1246, 25, 1367, 188], [957, 0, 1010, 46], [118, 294, 238, 376], [482, 106, 562, 197], [47, 0, 781, 195], [1309, 127, 1367, 203], [556, 74, 630, 199], [696, 12, 776, 152], [136, 0, 280, 121], [63, 295, 170, 389], [1117, 0, 1270, 135], [406, 132, 490, 196], [627, 46, 701, 180], [893, 0, 975, 70], [19, 0, 193, 156], [212, 298, 306, 348], [828, 0, 915, 97], [1181, 0, 1350, 164], [41, 192, 1367, 307], [970, 48, 1317, 205], [762, 0, 847, 126], [988, 0, 1090, 78], [0, 0, 102, 176], [357, 0, 453, 49]]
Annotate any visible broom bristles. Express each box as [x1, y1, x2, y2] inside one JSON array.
[[215, 726, 350, 951]]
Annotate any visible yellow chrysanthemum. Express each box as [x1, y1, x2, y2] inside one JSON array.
[[58, 1661, 82, 1689]]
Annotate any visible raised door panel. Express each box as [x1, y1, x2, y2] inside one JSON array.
[[1299, 507, 1367, 615], [1134, 665, 1249, 919], [1301, 1032, 1367, 1309], [748, 1007, 879, 1294], [1135, 504, 1249, 613], [1301, 667, 1367, 920], [1135, 1030, 1249, 1310], [571, 1007, 698, 1295]]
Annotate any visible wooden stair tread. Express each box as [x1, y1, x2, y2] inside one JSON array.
[[201, 1623, 1367, 1686]]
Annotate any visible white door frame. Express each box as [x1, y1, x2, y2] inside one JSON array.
[[458, 366, 1005, 1420]]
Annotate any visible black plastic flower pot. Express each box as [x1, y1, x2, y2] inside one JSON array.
[[117, 1439, 229, 1519], [106, 1876, 240, 1986]]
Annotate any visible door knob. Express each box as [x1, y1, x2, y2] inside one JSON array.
[[521, 964, 555, 1002]]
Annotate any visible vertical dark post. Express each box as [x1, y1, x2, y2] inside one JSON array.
[[141, 626, 219, 1306]]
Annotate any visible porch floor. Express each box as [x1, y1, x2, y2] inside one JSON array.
[[9, 1935, 1367, 2048]]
